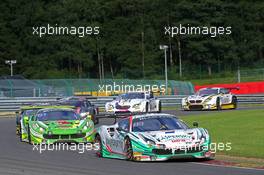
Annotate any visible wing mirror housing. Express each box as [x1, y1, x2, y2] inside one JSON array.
[[193, 121, 199, 127], [80, 112, 89, 119], [24, 116, 29, 124]]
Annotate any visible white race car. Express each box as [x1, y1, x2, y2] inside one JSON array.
[[94, 113, 213, 161], [182, 87, 238, 110], [105, 92, 161, 113]]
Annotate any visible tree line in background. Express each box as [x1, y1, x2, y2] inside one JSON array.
[[0, 0, 263, 80]]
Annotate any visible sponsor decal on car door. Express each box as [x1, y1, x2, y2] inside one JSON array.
[[108, 118, 129, 154], [107, 130, 124, 153], [221, 94, 231, 104], [149, 99, 156, 111]]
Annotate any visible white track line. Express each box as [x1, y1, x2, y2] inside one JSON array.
[[192, 162, 264, 171]]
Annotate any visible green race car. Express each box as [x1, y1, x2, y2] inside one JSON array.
[[20, 107, 95, 144], [16, 106, 47, 135], [16, 105, 76, 135]]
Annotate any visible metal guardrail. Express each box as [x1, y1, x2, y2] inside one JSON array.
[[0, 95, 264, 112]]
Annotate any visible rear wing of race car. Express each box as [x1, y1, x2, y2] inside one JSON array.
[[226, 87, 240, 91]]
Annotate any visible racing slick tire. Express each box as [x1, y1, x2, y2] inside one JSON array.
[[232, 96, 237, 109], [145, 103, 149, 113], [124, 137, 134, 161], [158, 101, 161, 113], [19, 125, 23, 142], [95, 134, 103, 157], [27, 124, 32, 144], [16, 125, 20, 135], [216, 98, 221, 110]]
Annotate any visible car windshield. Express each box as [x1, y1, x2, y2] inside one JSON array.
[[22, 109, 38, 116], [36, 110, 79, 121], [197, 89, 218, 96], [132, 117, 188, 132], [60, 101, 82, 107], [120, 93, 145, 99]]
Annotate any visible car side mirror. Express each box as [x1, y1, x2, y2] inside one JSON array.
[[116, 127, 122, 131], [113, 97, 116, 100], [94, 119, 99, 125], [80, 112, 89, 119], [24, 116, 29, 124], [193, 121, 199, 127]]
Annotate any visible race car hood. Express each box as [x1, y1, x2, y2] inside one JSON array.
[[138, 128, 207, 148], [36, 120, 83, 130]]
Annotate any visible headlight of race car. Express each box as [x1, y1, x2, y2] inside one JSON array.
[[108, 104, 114, 109], [133, 103, 141, 109], [39, 127, 44, 133], [32, 123, 39, 130], [182, 98, 188, 104], [139, 134, 156, 146], [82, 121, 92, 131], [145, 138, 156, 146], [86, 120, 92, 127], [204, 96, 213, 103], [32, 123, 45, 133]]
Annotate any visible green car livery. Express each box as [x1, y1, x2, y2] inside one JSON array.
[[20, 107, 95, 144]]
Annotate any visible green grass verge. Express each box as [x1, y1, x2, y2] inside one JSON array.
[[180, 109, 264, 159]]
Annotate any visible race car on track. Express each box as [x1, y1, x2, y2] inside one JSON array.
[[16, 105, 75, 135], [16, 106, 40, 135], [105, 92, 161, 113], [55, 96, 99, 124], [181, 87, 238, 110], [94, 113, 213, 161], [19, 107, 95, 144]]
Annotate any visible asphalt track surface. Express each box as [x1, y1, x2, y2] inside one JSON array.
[[0, 108, 263, 175]]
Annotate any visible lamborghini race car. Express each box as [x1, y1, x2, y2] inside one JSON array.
[[19, 107, 95, 144], [105, 92, 161, 113], [94, 113, 213, 161], [182, 87, 237, 110]]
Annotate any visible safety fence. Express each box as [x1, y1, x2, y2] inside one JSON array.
[[0, 76, 194, 97], [0, 95, 263, 112]]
